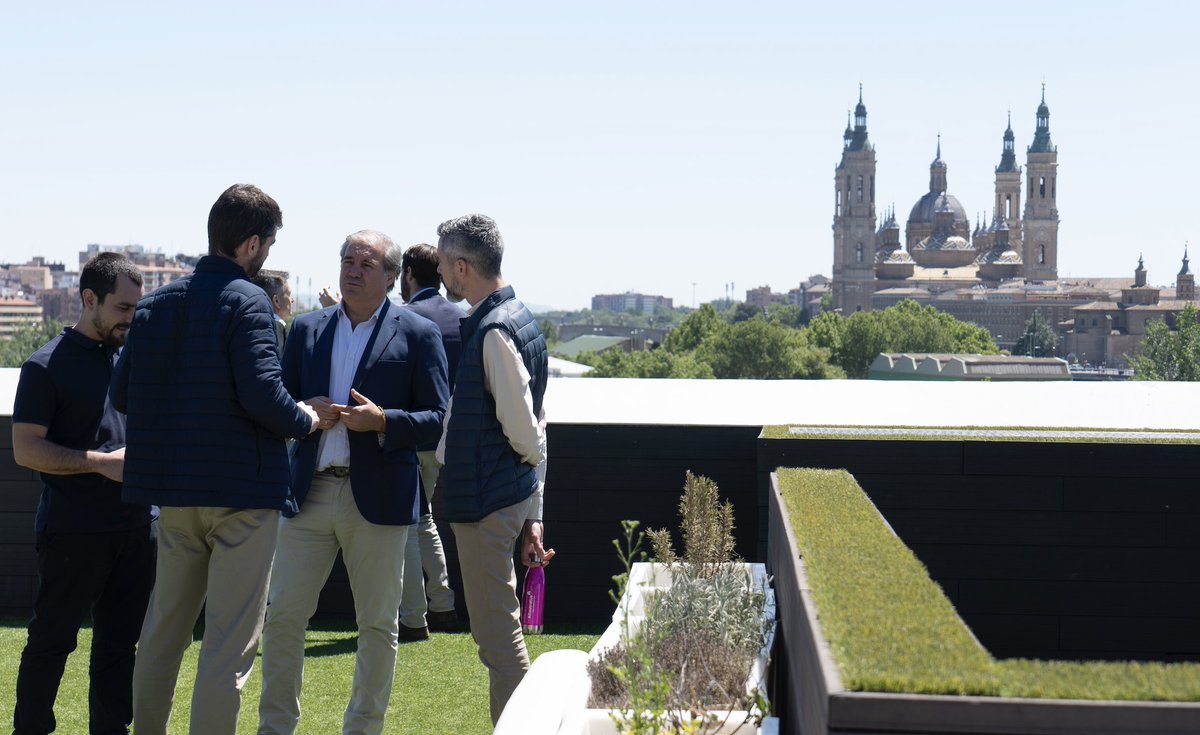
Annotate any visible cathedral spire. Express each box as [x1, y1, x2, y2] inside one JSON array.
[[1181, 243, 1192, 276], [997, 111, 1017, 172], [848, 84, 870, 151], [929, 135, 947, 193], [1030, 84, 1054, 153]]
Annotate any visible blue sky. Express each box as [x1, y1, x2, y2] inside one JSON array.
[[1, 1, 1196, 310]]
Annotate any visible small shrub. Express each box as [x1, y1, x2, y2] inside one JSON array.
[[647, 471, 736, 574], [593, 473, 770, 734]]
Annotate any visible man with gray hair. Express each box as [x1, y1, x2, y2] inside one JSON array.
[[434, 214, 554, 724], [257, 230, 449, 735], [252, 269, 292, 351]]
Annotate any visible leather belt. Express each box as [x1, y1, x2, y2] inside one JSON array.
[[317, 466, 351, 478]]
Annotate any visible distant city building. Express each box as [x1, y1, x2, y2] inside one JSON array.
[[3, 264, 53, 293], [1065, 254, 1197, 368], [558, 324, 666, 350], [745, 286, 787, 309], [591, 291, 673, 314], [0, 297, 43, 338], [868, 353, 1070, 381], [36, 288, 83, 324], [0, 245, 199, 332], [551, 334, 631, 359], [81, 244, 191, 291]]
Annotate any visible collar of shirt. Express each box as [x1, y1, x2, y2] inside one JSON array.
[[62, 325, 103, 350], [409, 286, 438, 302], [337, 297, 388, 328]]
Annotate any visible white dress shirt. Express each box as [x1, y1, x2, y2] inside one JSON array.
[[316, 300, 386, 470]]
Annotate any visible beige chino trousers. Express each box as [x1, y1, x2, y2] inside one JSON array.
[[257, 473, 408, 735], [132, 505, 280, 735], [451, 494, 535, 725], [399, 450, 456, 628]]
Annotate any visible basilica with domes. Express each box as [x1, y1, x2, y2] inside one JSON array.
[[831, 85, 1060, 313]]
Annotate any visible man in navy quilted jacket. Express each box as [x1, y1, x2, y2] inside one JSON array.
[[110, 183, 319, 735]]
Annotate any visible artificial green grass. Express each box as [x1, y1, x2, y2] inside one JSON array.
[[778, 468, 1200, 701], [763, 424, 1200, 444], [0, 620, 599, 734]]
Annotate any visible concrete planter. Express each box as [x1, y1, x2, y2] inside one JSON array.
[[767, 472, 1200, 735], [496, 561, 778, 734]]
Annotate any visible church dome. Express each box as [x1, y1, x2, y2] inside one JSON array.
[[876, 246, 915, 279], [913, 234, 972, 252], [908, 192, 968, 225], [877, 248, 914, 264], [911, 231, 976, 268], [977, 248, 1022, 265]]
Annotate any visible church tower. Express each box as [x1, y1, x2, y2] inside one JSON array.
[[1178, 245, 1194, 302], [832, 84, 877, 313], [1023, 85, 1059, 281], [994, 112, 1022, 255]]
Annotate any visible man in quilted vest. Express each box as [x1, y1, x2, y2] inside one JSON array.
[[434, 213, 555, 724]]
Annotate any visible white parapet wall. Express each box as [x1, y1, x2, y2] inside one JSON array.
[[4, 368, 1196, 431]]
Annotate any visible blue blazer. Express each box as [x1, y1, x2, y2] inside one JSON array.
[[404, 288, 464, 390], [281, 298, 449, 525]]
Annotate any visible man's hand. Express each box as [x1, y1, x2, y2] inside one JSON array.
[[93, 447, 125, 483], [332, 389, 386, 433], [521, 520, 556, 569], [306, 396, 341, 432], [297, 400, 321, 435], [13, 422, 128, 482], [318, 287, 340, 308]]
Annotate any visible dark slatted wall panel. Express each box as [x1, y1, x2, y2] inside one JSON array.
[[314, 423, 762, 625], [0, 416, 40, 617]]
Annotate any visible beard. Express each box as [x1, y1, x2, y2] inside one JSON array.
[[442, 276, 465, 303], [245, 245, 270, 278], [93, 313, 130, 349]]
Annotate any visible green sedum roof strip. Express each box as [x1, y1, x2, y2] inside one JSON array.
[[778, 468, 1200, 700], [763, 424, 1200, 445]]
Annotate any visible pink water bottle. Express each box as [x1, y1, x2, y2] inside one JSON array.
[[521, 566, 545, 634]]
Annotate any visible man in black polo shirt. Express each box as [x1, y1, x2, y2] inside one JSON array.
[[11, 252, 157, 735]]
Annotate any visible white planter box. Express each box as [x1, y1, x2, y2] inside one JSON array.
[[497, 561, 777, 735]]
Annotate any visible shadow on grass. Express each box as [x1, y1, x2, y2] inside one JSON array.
[[305, 636, 360, 658]]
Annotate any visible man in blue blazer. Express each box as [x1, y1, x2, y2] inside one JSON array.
[[397, 243, 464, 640], [257, 230, 449, 735]]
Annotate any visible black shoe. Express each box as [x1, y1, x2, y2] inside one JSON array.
[[400, 624, 430, 642], [426, 609, 461, 632]]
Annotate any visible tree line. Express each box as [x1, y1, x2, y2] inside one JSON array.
[[573, 299, 999, 379]]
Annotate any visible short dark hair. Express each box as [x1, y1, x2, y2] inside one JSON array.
[[401, 244, 440, 289], [252, 269, 289, 301], [79, 252, 143, 304], [207, 184, 283, 258], [436, 214, 503, 279]]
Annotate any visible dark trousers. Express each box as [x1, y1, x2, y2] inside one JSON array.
[[13, 525, 157, 735]]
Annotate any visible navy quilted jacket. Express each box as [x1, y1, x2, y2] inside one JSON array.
[[111, 256, 312, 509]]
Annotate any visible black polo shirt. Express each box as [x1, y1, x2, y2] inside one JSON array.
[[12, 327, 155, 533]]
